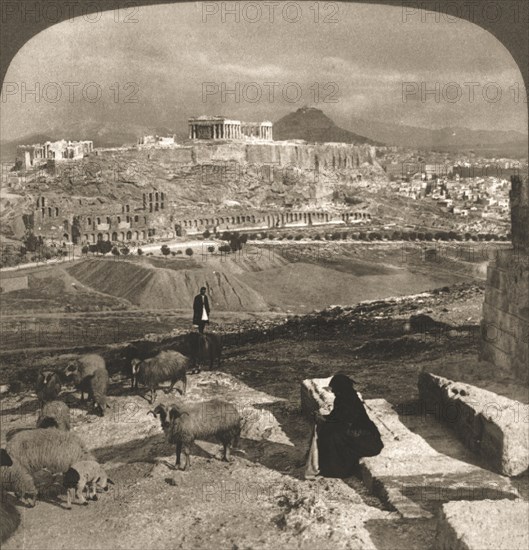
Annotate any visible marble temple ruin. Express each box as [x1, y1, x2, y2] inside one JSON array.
[[16, 139, 94, 169], [188, 116, 273, 141]]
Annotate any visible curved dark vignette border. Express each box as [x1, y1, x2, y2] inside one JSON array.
[[0, 0, 528, 92]]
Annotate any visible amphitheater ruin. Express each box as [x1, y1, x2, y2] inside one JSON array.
[[32, 193, 372, 245]]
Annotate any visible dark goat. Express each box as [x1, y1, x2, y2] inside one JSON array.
[[64, 354, 109, 416], [189, 332, 223, 372], [131, 350, 188, 404], [36, 370, 61, 406]]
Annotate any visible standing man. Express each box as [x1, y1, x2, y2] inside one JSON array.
[[193, 286, 210, 334]]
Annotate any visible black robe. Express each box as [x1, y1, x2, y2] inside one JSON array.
[[193, 294, 210, 325], [316, 390, 383, 478]]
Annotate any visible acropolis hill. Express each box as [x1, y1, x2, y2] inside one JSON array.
[[1, 140, 384, 242]]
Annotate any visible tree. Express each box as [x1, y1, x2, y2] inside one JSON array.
[[137, 248, 143, 256], [111, 246, 120, 256], [120, 247, 130, 255], [203, 229, 211, 238], [185, 248, 194, 256], [219, 244, 231, 253], [161, 244, 171, 256], [23, 232, 39, 253], [81, 245, 89, 255], [207, 246, 215, 253], [96, 240, 112, 254]]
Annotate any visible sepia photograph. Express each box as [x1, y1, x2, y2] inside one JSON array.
[[0, 1, 528, 548]]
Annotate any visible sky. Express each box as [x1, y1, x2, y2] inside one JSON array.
[[1, 1, 527, 141]]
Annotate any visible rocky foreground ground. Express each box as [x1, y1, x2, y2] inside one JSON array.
[[1, 282, 527, 549]]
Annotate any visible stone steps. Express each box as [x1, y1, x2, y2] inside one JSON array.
[[301, 378, 521, 523]]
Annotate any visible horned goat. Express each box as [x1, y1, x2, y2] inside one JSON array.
[[149, 399, 241, 471]]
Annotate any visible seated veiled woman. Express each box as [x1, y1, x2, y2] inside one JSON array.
[[305, 373, 384, 479]]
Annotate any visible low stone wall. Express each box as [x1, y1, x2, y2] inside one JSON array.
[[418, 372, 529, 476], [435, 499, 529, 550]]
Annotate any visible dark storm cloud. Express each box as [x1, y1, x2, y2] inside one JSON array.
[[1, 2, 526, 141]]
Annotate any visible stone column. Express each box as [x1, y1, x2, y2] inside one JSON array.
[[189, 125, 192, 139]]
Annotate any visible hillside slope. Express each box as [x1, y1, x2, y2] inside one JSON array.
[[67, 258, 270, 311]]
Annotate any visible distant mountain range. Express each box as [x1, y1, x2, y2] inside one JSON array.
[[344, 116, 528, 156], [1, 108, 527, 162]]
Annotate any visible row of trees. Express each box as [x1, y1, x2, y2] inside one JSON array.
[[0, 233, 69, 268], [233, 230, 509, 243]]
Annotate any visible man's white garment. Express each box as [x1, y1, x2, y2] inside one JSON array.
[[201, 295, 208, 321]]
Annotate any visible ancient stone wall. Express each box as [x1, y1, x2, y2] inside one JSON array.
[[480, 176, 529, 382]]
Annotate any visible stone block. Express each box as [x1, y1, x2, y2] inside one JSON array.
[[419, 373, 529, 476], [300, 379, 518, 519], [435, 499, 529, 550]]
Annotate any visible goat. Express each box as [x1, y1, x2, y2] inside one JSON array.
[[131, 350, 188, 404], [37, 401, 71, 431], [6, 428, 94, 476], [64, 354, 109, 416], [149, 399, 241, 471], [36, 370, 61, 406], [188, 333, 223, 372], [63, 460, 114, 509]]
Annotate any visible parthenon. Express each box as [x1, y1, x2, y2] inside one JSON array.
[[188, 116, 273, 141]]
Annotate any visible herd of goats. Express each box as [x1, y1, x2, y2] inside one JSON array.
[[0, 332, 243, 544]]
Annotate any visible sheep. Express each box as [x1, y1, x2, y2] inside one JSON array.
[[131, 350, 188, 404], [149, 399, 241, 471], [64, 354, 109, 416], [0, 501, 20, 543], [63, 460, 114, 509], [1, 457, 37, 507], [36, 369, 61, 405], [0, 448, 21, 542], [6, 428, 94, 477], [37, 400, 71, 431], [189, 333, 223, 372]]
